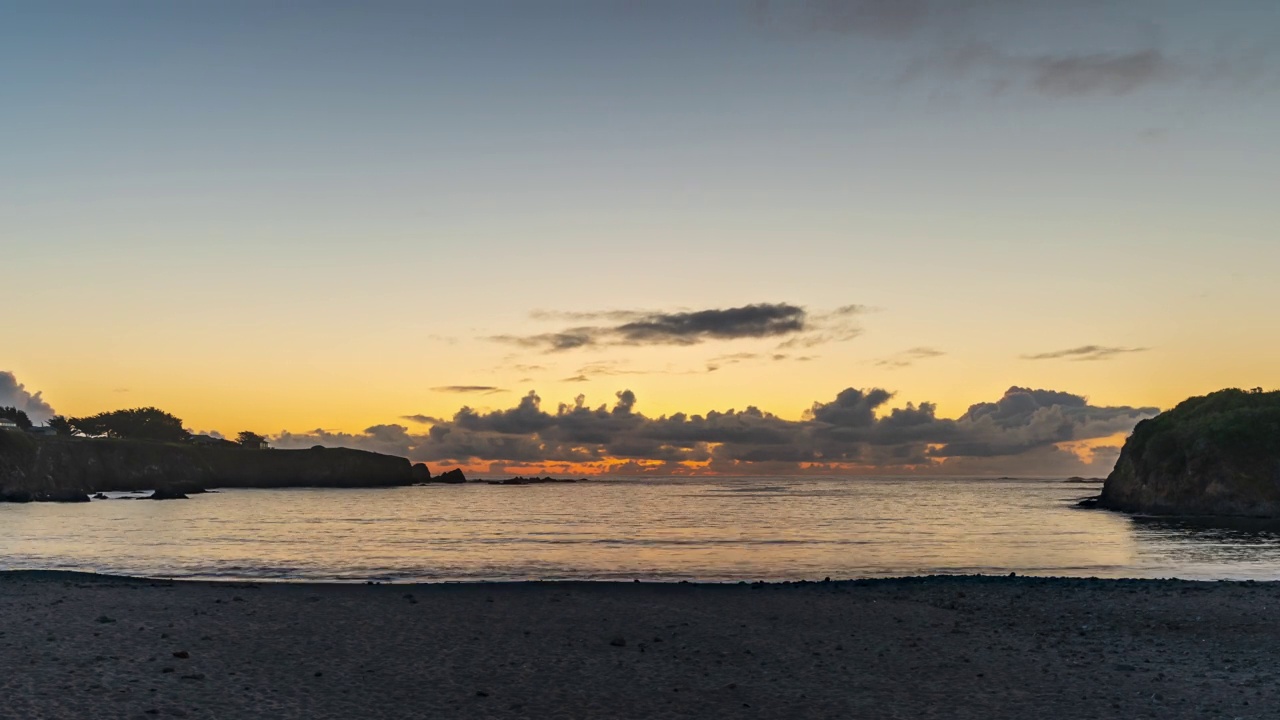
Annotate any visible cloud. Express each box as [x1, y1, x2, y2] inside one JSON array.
[[754, 0, 1256, 98], [1030, 50, 1174, 97], [1022, 346, 1149, 362], [273, 424, 417, 457], [431, 386, 508, 394], [875, 347, 945, 369], [275, 384, 1158, 475], [496, 303, 864, 353], [706, 352, 760, 372], [401, 414, 442, 425], [0, 371, 56, 424]]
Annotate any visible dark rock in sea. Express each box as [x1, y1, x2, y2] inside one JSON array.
[[1064, 476, 1105, 484], [150, 488, 189, 500], [1099, 388, 1280, 517], [434, 468, 467, 484], [39, 489, 91, 503], [488, 476, 582, 485], [411, 463, 431, 483], [92, 492, 109, 500], [1075, 497, 1100, 509]]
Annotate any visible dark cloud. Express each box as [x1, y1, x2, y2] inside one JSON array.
[[875, 347, 945, 369], [0, 371, 56, 424], [929, 387, 1148, 458], [431, 385, 508, 394], [498, 303, 862, 353], [619, 304, 805, 343], [1022, 346, 1149, 362], [401, 414, 442, 425], [276, 384, 1157, 475]]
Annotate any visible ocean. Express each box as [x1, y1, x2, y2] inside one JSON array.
[[4, 476, 1280, 583]]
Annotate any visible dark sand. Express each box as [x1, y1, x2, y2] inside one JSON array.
[[1, 572, 1276, 719]]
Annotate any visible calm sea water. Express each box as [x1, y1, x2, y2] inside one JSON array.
[[3, 477, 1280, 583]]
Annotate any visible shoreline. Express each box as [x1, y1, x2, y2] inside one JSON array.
[[3, 572, 1278, 718], [5, 568, 1278, 587]]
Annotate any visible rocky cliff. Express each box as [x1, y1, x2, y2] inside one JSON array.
[[1098, 389, 1280, 517], [0, 433, 428, 501]]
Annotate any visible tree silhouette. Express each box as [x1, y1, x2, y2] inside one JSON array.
[[69, 407, 189, 441], [46, 415, 75, 436], [0, 406, 33, 431], [237, 431, 268, 448]]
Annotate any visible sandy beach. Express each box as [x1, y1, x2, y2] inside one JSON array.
[[0, 572, 1275, 719]]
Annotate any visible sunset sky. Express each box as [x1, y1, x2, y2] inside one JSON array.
[[4, 1, 1278, 474]]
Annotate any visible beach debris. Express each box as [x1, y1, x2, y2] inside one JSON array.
[[475, 690, 490, 698], [172, 651, 190, 659]]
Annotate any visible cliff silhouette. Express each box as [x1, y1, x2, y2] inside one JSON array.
[[0, 433, 433, 501]]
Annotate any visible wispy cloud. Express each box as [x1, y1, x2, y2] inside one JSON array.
[[1022, 346, 1149, 362], [706, 352, 761, 372], [876, 347, 946, 369], [754, 0, 1268, 98], [431, 385, 508, 394]]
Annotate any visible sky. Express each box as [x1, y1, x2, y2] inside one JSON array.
[[3, 1, 1279, 475]]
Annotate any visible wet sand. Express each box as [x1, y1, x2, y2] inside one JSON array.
[[0, 572, 1275, 719]]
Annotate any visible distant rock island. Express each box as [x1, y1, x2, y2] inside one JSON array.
[[1097, 388, 1280, 517], [483, 476, 585, 485]]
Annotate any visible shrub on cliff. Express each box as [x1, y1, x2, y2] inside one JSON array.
[[1125, 388, 1280, 474]]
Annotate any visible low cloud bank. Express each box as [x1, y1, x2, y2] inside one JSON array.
[[274, 386, 1158, 475]]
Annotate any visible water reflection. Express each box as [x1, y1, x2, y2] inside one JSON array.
[[0, 477, 1279, 582]]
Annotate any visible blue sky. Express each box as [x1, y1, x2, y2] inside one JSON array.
[[3, 1, 1279, 473]]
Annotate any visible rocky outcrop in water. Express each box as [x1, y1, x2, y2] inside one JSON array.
[[428, 468, 467, 484], [0, 433, 424, 501], [1098, 389, 1280, 517]]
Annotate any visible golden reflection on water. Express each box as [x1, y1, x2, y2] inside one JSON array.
[[1, 477, 1277, 582]]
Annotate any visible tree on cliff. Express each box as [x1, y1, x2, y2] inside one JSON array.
[[237, 431, 268, 449], [68, 407, 189, 442], [46, 415, 75, 436], [0, 406, 33, 431]]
